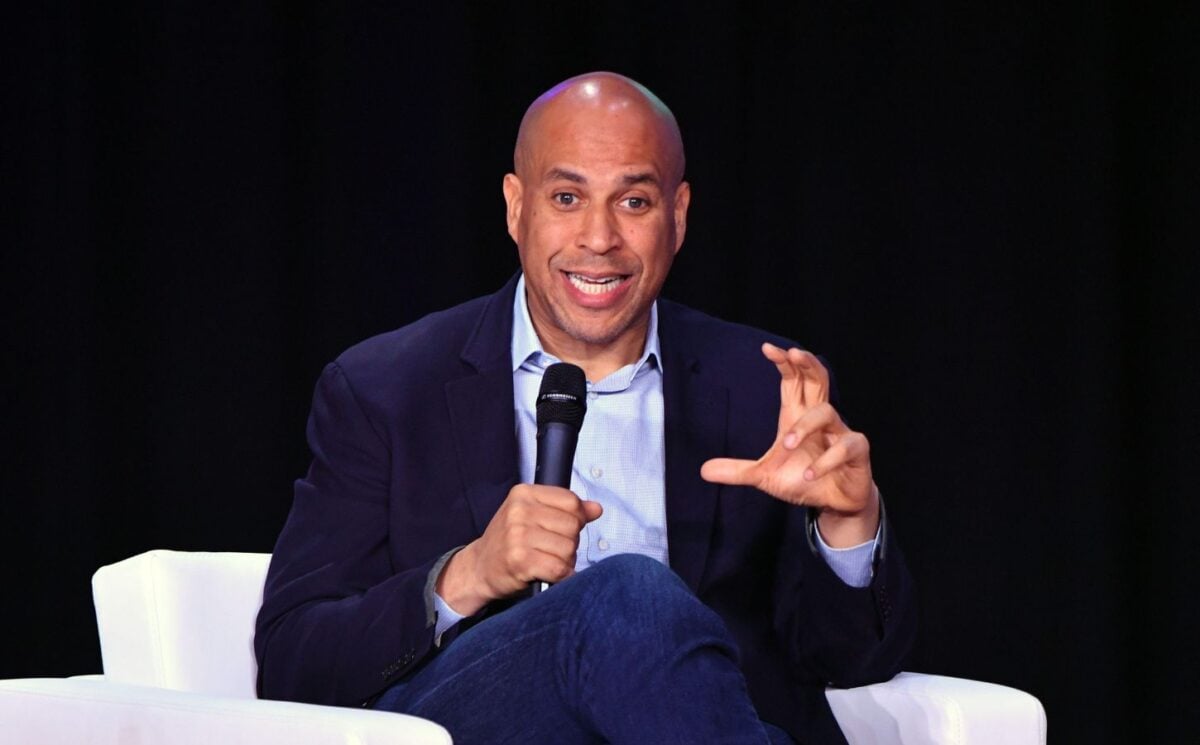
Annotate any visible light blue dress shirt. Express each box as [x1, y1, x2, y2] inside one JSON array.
[[513, 278, 670, 571], [433, 276, 876, 637]]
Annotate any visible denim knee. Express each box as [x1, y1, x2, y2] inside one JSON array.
[[568, 554, 737, 657], [574, 554, 691, 608], [580, 553, 680, 592]]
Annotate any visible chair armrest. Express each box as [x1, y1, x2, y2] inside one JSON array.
[[92, 549, 271, 696], [0, 678, 451, 745], [826, 672, 1046, 745]]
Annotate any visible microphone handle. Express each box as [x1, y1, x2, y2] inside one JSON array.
[[531, 422, 579, 595], [534, 422, 578, 488]]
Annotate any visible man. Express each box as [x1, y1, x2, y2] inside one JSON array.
[[255, 72, 915, 744]]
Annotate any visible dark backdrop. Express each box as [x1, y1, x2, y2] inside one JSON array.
[[4, 3, 1197, 742]]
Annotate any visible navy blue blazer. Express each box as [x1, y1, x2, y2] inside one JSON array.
[[255, 275, 915, 744]]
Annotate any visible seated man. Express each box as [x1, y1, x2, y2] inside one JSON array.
[[255, 71, 916, 745]]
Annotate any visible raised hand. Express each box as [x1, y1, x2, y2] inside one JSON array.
[[436, 484, 603, 616], [700, 342, 879, 546]]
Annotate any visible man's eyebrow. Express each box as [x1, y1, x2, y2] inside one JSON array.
[[621, 172, 660, 187], [541, 169, 662, 188], [544, 168, 586, 184]]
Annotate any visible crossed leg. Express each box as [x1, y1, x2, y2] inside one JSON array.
[[374, 554, 795, 745]]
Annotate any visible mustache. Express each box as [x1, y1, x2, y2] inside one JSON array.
[[551, 260, 637, 275]]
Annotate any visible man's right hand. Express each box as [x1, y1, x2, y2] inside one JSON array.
[[435, 484, 602, 617]]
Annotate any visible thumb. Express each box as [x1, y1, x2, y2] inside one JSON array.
[[581, 500, 604, 522], [700, 457, 757, 486]]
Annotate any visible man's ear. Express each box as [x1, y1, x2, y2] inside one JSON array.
[[502, 173, 523, 244], [672, 181, 691, 254]]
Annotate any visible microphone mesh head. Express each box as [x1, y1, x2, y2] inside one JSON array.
[[536, 363, 587, 431]]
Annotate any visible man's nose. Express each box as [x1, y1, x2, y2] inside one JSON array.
[[576, 204, 620, 254]]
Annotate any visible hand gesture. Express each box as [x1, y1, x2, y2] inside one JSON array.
[[700, 343, 879, 545], [437, 484, 602, 616]]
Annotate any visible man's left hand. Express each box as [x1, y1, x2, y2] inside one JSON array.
[[700, 342, 880, 547]]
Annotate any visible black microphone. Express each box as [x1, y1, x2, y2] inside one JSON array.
[[531, 362, 588, 594]]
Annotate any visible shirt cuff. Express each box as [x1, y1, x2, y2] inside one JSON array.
[[423, 546, 468, 646], [432, 591, 468, 644], [812, 524, 879, 588]]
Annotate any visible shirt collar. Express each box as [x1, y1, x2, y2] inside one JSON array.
[[511, 274, 661, 384]]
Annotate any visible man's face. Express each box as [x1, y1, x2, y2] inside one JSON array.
[[503, 98, 690, 363]]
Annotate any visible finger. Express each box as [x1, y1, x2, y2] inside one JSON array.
[[523, 485, 595, 523], [762, 342, 799, 383], [782, 402, 847, 450], [523, 529, 581, 564], [762, 341, 789, 365], [764, 343, 811, 435], [529, 505, 592, 537], [700, 457, 759, 486], [581, 500, 604, 522], [507, 530, 579, 582], [805, 432, 869, 482], [523, 483, 582, 509], [526, 549, 578, 584], [786, 347, 830, 405], [552, 495, 601, 527]]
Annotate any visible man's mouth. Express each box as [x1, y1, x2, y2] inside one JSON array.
[[566, 272, 629, 295]]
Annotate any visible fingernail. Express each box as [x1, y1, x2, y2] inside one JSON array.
[[804, 468, 815, 481], [784, 433, 798, 449]]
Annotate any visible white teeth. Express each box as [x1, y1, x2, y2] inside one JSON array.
[[568, 273, 624, 295]]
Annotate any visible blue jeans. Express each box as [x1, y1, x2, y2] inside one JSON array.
[[374, 554, 795, 745]]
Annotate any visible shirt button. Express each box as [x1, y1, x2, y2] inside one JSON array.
[[598, 538, 610, 551], [590, 466, 603, 479], [588, 390, 599, 401]]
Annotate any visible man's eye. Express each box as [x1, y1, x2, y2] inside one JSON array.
[[553, 193, 577, 206], [623, 197, 650, 210]]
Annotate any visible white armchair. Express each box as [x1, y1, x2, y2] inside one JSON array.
[[0, 550, 1045, 744], [0, 550, 449, 745]]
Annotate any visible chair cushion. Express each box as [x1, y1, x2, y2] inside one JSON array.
[[0, 677, 451, 744]]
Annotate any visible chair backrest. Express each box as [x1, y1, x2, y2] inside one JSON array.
[[92, 549, 271, 698]]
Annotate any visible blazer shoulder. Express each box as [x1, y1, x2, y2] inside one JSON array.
[[658, 298, 841, 402], [658, 298, 800, 363], [337, 295, 489, 370], [322, 286, 511, 412]]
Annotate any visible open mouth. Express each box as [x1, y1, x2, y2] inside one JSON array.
[[566, 272, 629, 295]]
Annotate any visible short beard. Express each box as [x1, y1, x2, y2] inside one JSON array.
[[540, 294, 652, 352]]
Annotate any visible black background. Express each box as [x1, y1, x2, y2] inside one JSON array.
[[4, 3, 1198, 742]]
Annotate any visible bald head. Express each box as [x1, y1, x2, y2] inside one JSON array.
[[513, 72, 686, 187], [500, 71, 692, 376]]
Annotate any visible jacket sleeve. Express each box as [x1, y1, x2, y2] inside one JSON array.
[[772, 499, 918, 688], [254, 361, 440, 707]]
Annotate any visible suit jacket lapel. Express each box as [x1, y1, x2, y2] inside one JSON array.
[[446, 275, 521, 534], [659, 302, 729, 592]]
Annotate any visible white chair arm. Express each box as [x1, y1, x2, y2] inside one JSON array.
[[0, 678, 452, 745], [92, 549, 271, 696], [827, 672, 1046, 745]]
